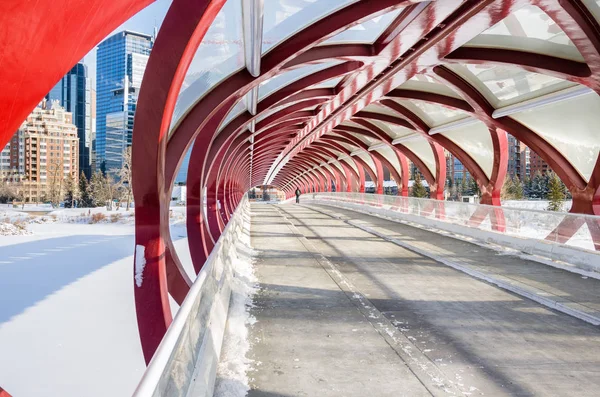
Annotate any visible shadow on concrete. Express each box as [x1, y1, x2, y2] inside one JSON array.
[[266, 204, 600, 396]]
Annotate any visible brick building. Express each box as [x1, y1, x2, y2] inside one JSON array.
[[4, 100, 80, 203]]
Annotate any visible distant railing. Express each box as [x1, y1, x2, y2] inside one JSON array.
[[308, 193, 600, 270], [133, 196, 251, 397]]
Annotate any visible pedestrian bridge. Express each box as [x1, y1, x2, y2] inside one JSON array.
[[133, 194, 600, 397], [4, 1, 600, 396]]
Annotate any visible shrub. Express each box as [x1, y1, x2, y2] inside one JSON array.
[[110, 213, 121, 223], [89, 213, 107, 224], [13, 219, 27, 230]]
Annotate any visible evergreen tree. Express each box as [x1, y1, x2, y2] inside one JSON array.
[[530, 171, 544, 199], [411, 173, 428, 198], [513, 176, 524, 200], [547, 172, 565, 211], [471, 177, 480, 196], [79, 171, 92, 207], [63, 175, 78, 208], [90, 171, 109, 207], [523, 175, 532, 198], [501, 176, 514, 200], [460, 176, 467, 198], [541, 172, 550, 198]]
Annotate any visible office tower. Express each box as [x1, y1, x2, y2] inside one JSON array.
[[175, 148, 192, 184], [46, 62, 92, 179], [90, 88, 97, 173], [96, 30, 152, 173]]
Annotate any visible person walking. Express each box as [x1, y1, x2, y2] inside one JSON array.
[[295, 187, 301, 204]]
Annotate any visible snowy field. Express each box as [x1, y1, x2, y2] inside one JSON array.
[[0, 205, 193, 396], [502, 199, 572, 212]]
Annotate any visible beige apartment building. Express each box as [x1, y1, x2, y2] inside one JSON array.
[[8, 100, 79, 203]]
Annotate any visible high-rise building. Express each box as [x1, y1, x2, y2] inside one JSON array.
[[0, 129, 24, 183], [175, 148, 192, 184], [505, 134, 548, 180], [529, 150, 549, 177], [95, 30, 152, 173], [90, 88, 97, 173], [507, 135, 521, 180], [46, 62, 92, 179], [5, 100, 79, 203]]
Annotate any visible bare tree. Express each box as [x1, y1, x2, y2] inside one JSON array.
[[47, 159, 65, 208], [118, 147, 133, 211], [103, 172, 120, 211]]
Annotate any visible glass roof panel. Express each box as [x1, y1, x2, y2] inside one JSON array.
[[222, 100, 247, 127], [372, 145, 401, 172], [310, 76, 344, 89], [262, 0, 358, 54], [464, 5, 583, 61], [509, 92, 600, 182], [402, 138, 436, 176], [369, 120, 414, 140], [398, 75, 463, 99], [464, 64, 576, 107], [355, 152, 376, 172], [393, 99, 471, 128], [170, 0, 243, 132], [320, 8, 403, 45], [259, 61, 342, 99], [583, 1, 600, 25], [439, 121, 494, 179]]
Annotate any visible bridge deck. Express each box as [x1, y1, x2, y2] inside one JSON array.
[[246, 203, 600, 397]]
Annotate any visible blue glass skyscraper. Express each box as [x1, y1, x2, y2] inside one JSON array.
[[47, 62, 92, 179], [95, 30, 152, 173]]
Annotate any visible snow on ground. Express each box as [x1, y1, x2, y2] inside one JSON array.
[[502, 200, 572, 212], [0, 205, 192, 397]]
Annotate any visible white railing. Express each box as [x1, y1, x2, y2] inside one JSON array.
[[308, 193, 600, 271], [133, 196, 251, 397]]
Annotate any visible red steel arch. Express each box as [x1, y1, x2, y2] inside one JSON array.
[[3, 0, 600, 370]]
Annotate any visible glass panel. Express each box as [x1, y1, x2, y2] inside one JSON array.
[[170, 0, 244, 132], [355, 152, 376, 173], [373, 145, 401, 172], [393, 99, 471, 127], [346, 130, 376, 146], [259, 61, 342, 99], [321, 8, 403, 45], [582, 0, 600, 25], [399, 74, 463, 99], [464, 5, 583, 61], [310, 193, 599, 252], [310, 76, 343, 89], [262, 0, 358, 54], [370, 119, 414, 140], [222, 100, 247, 127], [402, 138, 435, 176], [439, 121, 494, 178], [463, 64, 576, 107], [509, 92, 600, 182], [338, 141, 356, 152]]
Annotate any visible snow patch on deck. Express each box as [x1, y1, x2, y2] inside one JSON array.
[[213, 246, 257, 397]]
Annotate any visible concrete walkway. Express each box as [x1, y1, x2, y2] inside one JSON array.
[[247, 203, 600, 397]]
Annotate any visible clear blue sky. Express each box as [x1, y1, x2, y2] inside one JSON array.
[[83, 0, 172, 89]]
